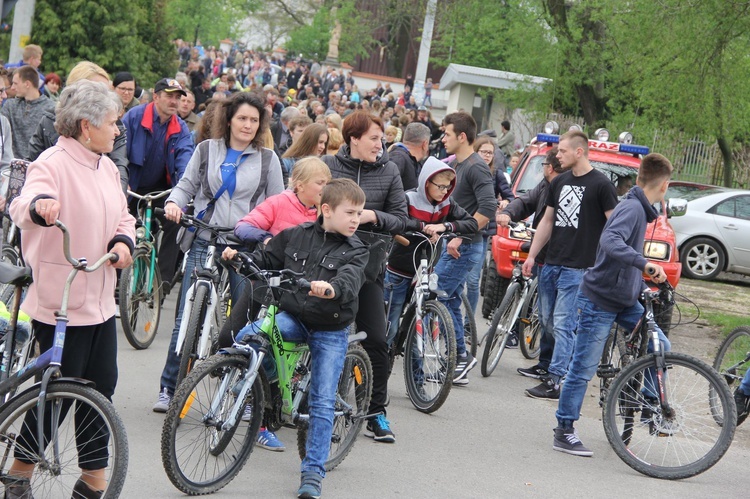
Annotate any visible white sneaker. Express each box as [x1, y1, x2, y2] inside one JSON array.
[[152, 387, 171, 413]]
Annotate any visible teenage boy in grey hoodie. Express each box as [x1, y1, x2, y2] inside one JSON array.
[[552, 153, 673, 457]]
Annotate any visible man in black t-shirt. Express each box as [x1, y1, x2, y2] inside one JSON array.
[[521, 131, 618, 400]]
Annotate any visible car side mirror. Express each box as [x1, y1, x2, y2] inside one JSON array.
[[667, 198, 688, 218]]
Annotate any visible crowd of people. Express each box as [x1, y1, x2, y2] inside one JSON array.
[[1, 39, 746, 499]]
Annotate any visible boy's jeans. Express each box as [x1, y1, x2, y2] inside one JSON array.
[[434, 240, 485, 356], [384, 270, 413, 347], [539, 264, 586, 381], [237, 312, 348, 478], [556, 291, 671, 428]]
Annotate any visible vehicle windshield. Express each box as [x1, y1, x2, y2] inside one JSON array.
[[516, 155, 638, 196]]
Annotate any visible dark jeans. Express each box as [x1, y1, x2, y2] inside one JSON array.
[[17, 317, 118, 469]]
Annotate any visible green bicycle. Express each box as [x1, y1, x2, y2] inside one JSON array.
[[118, 189, 171, 349], [160, 254, 373, 495]]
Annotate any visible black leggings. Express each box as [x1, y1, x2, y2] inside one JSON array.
[[16, 318, 118, 469], [356, 279, 389, 416]]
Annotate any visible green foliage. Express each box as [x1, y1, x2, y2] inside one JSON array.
[[30, 0, 176, 86], [284, 8, 330, 61], [166, 0, 259, 47]]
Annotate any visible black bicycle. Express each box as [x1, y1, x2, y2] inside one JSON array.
[[710, 325, 750, 425], [598, 281, 736, 480]]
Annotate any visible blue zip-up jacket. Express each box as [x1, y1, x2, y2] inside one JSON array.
[[122, 102, 194, 191], [580, 186, 658, 312]]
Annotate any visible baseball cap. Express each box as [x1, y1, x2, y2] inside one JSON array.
[[154, 78, 187, 96]]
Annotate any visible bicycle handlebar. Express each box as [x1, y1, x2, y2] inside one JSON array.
[[232, 252, 331, 296], [154, 207, 237, 242], [127, 189, 172, 202], [55, 220, 118, 271], [509, 221, 536, 235]]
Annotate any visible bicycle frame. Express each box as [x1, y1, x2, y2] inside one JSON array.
[[0, 221, 116, 462], [128, 190, 171, 299]]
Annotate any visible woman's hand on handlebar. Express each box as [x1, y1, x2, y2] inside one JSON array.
[[108, 242, 133, 269], [309, 280, 335, 299], [222, 247, 238, 261], [34, 198, 61, 226], [164, 201, 183, 223]]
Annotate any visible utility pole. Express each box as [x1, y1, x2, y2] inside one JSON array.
[[413, 0, 437, 102], [8, 0, 35, 64]]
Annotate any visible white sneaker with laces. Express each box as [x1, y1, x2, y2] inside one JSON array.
[[152, 387, 171, 413]]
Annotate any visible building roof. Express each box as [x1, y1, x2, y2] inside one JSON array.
[[439, 63, 551, 91]]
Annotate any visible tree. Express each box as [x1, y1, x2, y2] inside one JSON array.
[[166, 0, 259, 47], [30, 0, 176, 85]]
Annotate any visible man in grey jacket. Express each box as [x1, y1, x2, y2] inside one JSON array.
[[2, 66, 55, 160]]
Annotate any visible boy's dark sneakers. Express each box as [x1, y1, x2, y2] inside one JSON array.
[[517, 365, 548, 379], [505, 331, 519, 349], [453, 352, 477, 382], [297, 471, 323, 499], [525, 377, 560, 400], [365, 414, 395, 443], [552, 427, 593, 457], [735, 388, 750, 426]]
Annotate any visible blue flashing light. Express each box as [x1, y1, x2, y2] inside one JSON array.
[[537, 133, 560, 144], [620, 144, 650, 155]]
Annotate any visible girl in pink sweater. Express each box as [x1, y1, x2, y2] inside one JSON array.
[[233, 157, 331, 246]]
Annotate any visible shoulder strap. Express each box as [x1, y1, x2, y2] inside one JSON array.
[[198, 141, 213, 201], [249, 149, 274, 207]]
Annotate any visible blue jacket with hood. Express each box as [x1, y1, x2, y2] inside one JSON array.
[[580, 186, 658, 312]]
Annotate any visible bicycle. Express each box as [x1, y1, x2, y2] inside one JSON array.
[[387, 231, 458, 414], [598, 280, 736, 480], [118, 189, 172, 349], [0, 159, 30, 306], [481, 222, 539, 377], [161, 254, 372, 495], [158, 208, 246, 392], [710, 325, 750, 425], [0, 220, 128, 497]]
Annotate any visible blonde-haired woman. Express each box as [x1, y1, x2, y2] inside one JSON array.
[[28, 61, 130, 192]]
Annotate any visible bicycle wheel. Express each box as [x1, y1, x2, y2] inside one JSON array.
[[402, 300, 456, 413], [177, 285, 209, 388], [460, 292, 477, 357], [602, 352, 736, 480], [297, 343, 373, 471], [481, 282, 522, 377], [710, 325, 750, 424], [161, 354, 262, 495], [119, 247, 162, 350], [518, 281, 541, 360], [0, 382, 128, 498]]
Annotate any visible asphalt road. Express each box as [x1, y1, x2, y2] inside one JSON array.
[[115, 293, 750, 498]]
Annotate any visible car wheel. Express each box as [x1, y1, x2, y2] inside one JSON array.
[[680, 237, 725, 280]]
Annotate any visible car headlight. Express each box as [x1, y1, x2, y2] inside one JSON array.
[[643, 241, 669, 261]]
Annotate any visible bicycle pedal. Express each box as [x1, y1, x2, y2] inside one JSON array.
[[361, 411, 384, 420]]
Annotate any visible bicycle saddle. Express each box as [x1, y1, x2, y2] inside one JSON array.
[[0, 260, 32, 286]]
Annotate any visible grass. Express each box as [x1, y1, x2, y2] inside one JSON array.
[[701, 311, 750, 337]]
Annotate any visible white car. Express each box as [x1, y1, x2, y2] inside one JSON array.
[[667, 183, 750, 280]]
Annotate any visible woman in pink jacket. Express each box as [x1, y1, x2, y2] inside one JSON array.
[[232, 156, 331, 247], [6, 80, 135, 498]]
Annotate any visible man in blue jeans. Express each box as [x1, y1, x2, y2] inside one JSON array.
[[437, 112, 497, 385], [522, 130, 618, 399], [552, 153, 673, 455]]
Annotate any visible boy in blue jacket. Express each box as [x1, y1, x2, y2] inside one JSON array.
[[552, 153, 673, 457]]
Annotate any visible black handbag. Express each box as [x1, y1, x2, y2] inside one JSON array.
[[355, 230, 394, 282]]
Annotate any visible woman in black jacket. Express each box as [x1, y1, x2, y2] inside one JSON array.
[[321, 111, 407, 443]]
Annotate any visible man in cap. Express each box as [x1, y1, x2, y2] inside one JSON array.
[[122, 78, 194, 292]]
